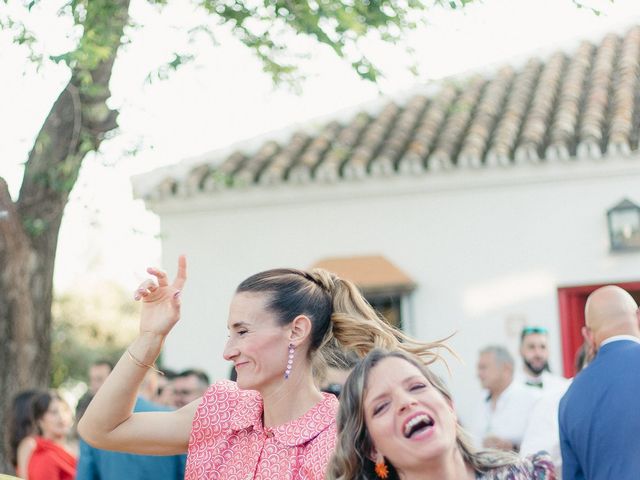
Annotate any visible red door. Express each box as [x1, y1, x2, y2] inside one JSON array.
[[558, 281, 640, 377]]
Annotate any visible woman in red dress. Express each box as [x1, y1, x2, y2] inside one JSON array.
[[28, 391, 77, 480]]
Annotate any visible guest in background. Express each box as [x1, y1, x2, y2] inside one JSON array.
[[318, 345, 359, 398], [520, 344, 591, 477], [28, 391, 77, 480], [171, 369, 209, 408], [75, 360, 114, 422], [153, 367, 177, 406], [469, 346, 541, 452], [518, 327, 568, 392], [76, 370, 186, 480], [559, 285, 640, 479], [8, 390, 39, 478]]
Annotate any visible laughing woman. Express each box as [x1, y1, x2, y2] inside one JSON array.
[[78, 257, 449, 479], [328, 349, 556, 480]]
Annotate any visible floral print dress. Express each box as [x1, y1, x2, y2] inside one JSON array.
[[477, 452, 556, 480]]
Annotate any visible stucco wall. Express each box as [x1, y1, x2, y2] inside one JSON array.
[[148, 158, 640, 423]]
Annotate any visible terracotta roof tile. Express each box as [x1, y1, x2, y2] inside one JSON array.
[[370, 95, 428, 176], [577, 34, 618, 159], [429, 75, 486, 170], [608, 26, 640, 156], [316, 112, 370, 182], [546, 41, 594, 161], [487, 59, 541, 166], [289, 121, 342, 183], [144, 27, 640, 200], [515, 52, 567, 163], [233, 140, 280, 186], [458, 67, 515, 168]]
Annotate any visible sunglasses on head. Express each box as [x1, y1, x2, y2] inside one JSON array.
[[521, 326, 548, 339]]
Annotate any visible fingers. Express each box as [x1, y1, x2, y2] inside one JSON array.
[[172, 289, 182, 309], [134, 279, 159, 300], [137, 256, 186, 301], [172, 255, 187, 290], [147, 266, 169, 287]]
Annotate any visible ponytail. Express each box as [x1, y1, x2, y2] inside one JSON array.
[[236, 267, 452, 369], [309, 269, 452, 366]]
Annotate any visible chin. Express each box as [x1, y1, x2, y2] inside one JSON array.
[[236, 377, 258, 391], [236, 378, 249, 389]]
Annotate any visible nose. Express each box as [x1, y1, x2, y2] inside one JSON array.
[[223, 338, 239, 361], [397, 390, 418, 413]]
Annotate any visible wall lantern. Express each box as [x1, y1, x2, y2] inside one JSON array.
[[607, 198, 640, 251]]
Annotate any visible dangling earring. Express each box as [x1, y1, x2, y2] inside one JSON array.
[[284, 343, 295, 379], [374, 452, 389, 479]]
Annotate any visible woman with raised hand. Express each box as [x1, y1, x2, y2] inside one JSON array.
[[328, 349, 556, 480], [78, 257, 447, 479]]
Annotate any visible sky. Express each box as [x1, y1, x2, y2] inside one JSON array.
[[2, 0, 640, 292]]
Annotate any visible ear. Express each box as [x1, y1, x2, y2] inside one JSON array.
[[581, 326, 593, 347], [582, 326, 596, 358], [288, 315, 313, 346], [367, 444, 379, 463]]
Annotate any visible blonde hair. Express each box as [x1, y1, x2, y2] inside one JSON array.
[[327, 349, 519, 480], [236, 267, 452, 369]]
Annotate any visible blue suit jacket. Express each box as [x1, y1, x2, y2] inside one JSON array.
[[77, 397, 186, 480], [559, 339, 640, 480]]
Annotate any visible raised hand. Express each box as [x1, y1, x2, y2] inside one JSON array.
[[134, 255, 187, 337]]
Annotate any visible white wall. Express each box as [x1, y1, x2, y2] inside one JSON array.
[[150, 158, 640, 423]]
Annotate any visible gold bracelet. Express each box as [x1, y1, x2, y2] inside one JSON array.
[[126, 349, 164, 376]]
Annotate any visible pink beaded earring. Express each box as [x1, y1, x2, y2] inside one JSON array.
[[284, 343, 295, 379]]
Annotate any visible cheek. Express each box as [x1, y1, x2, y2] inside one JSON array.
[[367, 416, 394, 448]]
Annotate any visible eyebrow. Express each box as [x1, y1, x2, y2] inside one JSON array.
[[228, 321, 250, 330], [365, 374, 426, 407]]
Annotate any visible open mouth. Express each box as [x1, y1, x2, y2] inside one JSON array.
[[403, 414, 434, 438]]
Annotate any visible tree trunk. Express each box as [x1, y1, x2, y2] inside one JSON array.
[[0, 0, 130, 471]]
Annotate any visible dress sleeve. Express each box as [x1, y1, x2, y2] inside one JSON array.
[[29, 453, 62, 480], [526, 451, 557, 479], [188, 381, 240, 446]]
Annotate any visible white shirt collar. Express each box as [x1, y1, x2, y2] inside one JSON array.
[[600, 335, 640, 347]]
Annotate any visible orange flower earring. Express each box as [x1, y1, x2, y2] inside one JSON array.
[[374, 452, 389, 479]]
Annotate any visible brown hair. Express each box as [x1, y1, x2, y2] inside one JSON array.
[[327, 349, 519, 480], [31, 390, 66, 435], [236, 268, 450, 367], [7, 389, 39, 467]]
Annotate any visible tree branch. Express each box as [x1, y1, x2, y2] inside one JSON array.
[[0, 177, 28, 250]]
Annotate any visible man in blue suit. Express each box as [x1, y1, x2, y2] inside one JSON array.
[[559, 285, 640, 480]]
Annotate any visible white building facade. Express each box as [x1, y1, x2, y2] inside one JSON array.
[[134, 27, 640, 423]]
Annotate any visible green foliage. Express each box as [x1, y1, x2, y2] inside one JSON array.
[[571, 0, 614, 16], [202, 0, 435, 84], [4, 0, 482, 90], [145, 53, 196, 83], [50, 281, 140, 387]]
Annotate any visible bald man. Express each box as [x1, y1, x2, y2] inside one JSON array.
[[558, 285, 640, 480]]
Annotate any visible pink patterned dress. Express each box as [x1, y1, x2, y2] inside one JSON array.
[[185, 380, 339, 480]]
